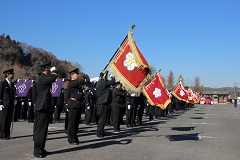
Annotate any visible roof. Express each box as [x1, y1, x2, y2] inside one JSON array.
[[202, 90, 230, 95]]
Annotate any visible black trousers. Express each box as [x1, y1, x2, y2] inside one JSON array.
[[137, 106, 144, 125], [67, 108, 81, 143], [91, 105, 98, 124], [0, 108, 13, 138], [148, 105, 155, 121], [27, 104, 34, 122], [85, 105, 93, 124], [64, 110, 68, 131], [106, 105, 112, 125], [96, 104, 108, 136], [126, 105, 137, 126], [112, 106, 121, 131], [54, 105, 63, 122], [33, 110, 50, 155], [20, 103, 27, 120]]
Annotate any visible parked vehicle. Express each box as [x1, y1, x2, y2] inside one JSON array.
[[204, 97, 212, 105]]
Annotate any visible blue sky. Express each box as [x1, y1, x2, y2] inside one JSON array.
[[1, 0, 239, 88]]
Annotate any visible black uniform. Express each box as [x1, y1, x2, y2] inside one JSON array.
[[27, 86, 34, 123], [111, 87, 127, 132], [65, 79, 88, 144], [96, 77, 115, 137], [54, 89, 64, 122], [0, 79, 15, 139], [136, 93, 145, 126], [126, 94, 137, 127], [33, 71, 57, 157], [85, 87, 96, 125]]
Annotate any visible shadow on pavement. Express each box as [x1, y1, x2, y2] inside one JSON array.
[[165, 133, 200, 141]]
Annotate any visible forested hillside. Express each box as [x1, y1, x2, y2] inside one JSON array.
[[0, 34, 88, 80]]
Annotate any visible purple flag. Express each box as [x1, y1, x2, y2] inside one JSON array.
[[16, 80, 32, 97], [51, 79, 64, 97]]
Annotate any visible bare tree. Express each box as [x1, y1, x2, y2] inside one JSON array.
[[193, 76, 200, 92], [167, 70, 174, 91]]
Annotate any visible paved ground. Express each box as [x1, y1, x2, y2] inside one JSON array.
[[1, 104, 240, 160]]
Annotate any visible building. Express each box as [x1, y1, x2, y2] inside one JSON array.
[[201, 90, 230, 104]]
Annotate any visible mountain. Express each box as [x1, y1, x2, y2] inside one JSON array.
[[0, 34, 88, 80]]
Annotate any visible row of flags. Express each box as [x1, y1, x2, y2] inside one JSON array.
[[15, 79, 64, 98], [16, 25, 202, 109], [107, 25, 201, 109]]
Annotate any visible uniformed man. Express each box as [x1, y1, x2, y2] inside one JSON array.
[[126, 93, 137, 128], [96, 70, 115, 137], [85, 85, 96, 125], [0, 69, 15, 140], [65, 68, 89, 145], [27, 82, 34, 123], [33, 61, 58, 158], [54, 88, 64, 122], [111, 82, 127, 133]]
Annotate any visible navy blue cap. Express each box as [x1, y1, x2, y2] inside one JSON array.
[[3, 69, 14, 75], [40, 61, 52, 68]]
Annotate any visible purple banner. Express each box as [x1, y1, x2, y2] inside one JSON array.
[[16, 80, 32, 97], [51, 79, 64, 97]]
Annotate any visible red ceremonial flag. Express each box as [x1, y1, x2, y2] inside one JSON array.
[[171, 81, 188, 102], [187, 89, 195, 103], [109, 27, 151, 94], [142, 73, 171, 110]]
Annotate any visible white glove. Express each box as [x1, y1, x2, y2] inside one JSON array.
[[14, 100, 17, 106], [21, 102, 24, 105], [50, 66, 56, 72], [28, 102, 32, 106], [0, 105, 4, 110], [87, 106, 90, 109], [127, 105, 131, 110], [66, 109, 69, 112], [131, 94, 136, 97]]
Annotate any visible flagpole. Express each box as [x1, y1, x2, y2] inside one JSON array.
[[102, 25, 136, 72]]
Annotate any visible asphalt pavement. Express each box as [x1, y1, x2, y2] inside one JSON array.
[[1, 104, 240, 160]]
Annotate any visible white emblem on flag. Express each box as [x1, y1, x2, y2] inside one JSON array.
[[153, 88, 161, 98], [51, 83, 58, 93], [18, 83, 26, 93], [124, 52, 137, 71], [180, 90, 185, 97]]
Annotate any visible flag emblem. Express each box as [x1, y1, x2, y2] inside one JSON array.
[[124, 52, 137, 71], [153, 88, 161, 98]]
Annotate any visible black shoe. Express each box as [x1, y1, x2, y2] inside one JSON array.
[[97, 134, 104, 138], [4, 137, 10, 140], [126, 125, 133, 128], [42, 149, 50, 155], [69, 142, 79, 145], [34, 153, 46, 158]]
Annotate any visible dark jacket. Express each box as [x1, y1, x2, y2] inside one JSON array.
[[111, 87, 126, 108], [65, 78, 89, 109], [34, 72, 57, 111], [0, 79, 15, 109], [96, 78, 115, 105], [31, 81, 37, 105], [85, 89, 95, 107]]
